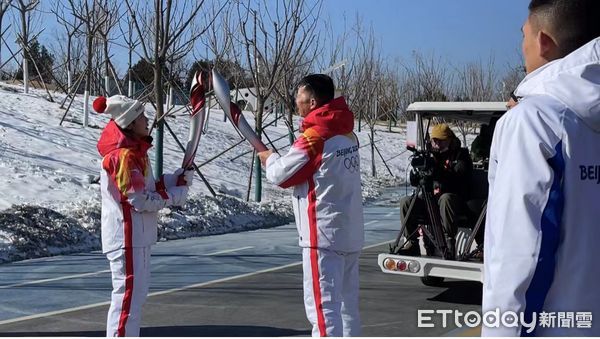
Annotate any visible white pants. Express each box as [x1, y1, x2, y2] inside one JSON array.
[[302, 248, 362, 337], [106, 247, 151, 337]]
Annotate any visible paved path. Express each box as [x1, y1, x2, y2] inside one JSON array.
[[0, 190, 482, 336]]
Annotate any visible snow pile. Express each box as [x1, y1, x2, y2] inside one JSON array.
[[0, 194, 294, 264], [0, 205, 99, 263], [157, 194, 294, 240]]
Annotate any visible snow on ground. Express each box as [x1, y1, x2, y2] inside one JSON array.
[[0, 82, 411, 263]]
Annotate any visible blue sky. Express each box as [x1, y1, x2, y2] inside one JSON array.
[[322, 0, 529, 71], [1, 0, 529, 76]]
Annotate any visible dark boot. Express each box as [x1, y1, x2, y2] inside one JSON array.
[[395, 240, 421, 256]]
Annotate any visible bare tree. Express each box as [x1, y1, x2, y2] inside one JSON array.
[[273, 52, 314, 141], [96, 0, 123, 95], [0, 0, 11, 69], [454, 58, 499, 101], [396, 52, 453, 122], [318, 14, 399, 176], [51, 1, 83, 93], [124, 0, 220, 177], [10, 0, 39, 94], [271, 7, 320, 139], [410, 52, 452, 102], [118, 8, 140, 97], [500, 64, 526, 100], [51, 34, 85, 93], [200, 1, 235, 126], [350, 23, 384, 176], [326, 14, 377, 132], [202, 1, 234, 70], [378, 67, 401, 131], [453, 58, 500, 142], [232, 0, 322, 202], [67, 0, 110, 127], [320, 13, 359, 102]]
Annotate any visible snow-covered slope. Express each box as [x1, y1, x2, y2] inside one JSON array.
[[0, 82, 410, 263]]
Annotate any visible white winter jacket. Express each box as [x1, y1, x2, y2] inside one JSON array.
[[482, 38, 600, 336], [266, 97, 364, 253], [98, 120, 183, 254]]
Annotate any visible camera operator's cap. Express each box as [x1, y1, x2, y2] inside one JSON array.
[[430, 123, 454, 140]]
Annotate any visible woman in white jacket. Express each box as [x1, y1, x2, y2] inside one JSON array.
[[95, 95, 192, 337]]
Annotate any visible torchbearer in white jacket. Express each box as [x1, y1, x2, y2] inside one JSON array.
[[258, 74, 364, 337], [95, 95, 192, 337], [482, 0, 600, 336]]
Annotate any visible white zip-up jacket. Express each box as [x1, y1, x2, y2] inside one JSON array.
[[98, 120, 183, 254], [482, 38, 600, 336], [265, 97, 364, 253]]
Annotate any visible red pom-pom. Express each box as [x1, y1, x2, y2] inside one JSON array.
[[93, 96, 107, 113]]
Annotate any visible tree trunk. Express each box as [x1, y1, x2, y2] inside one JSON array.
[[254, 96, 264, 202], [153, 0, 164, 179], [128, 48, 133, 97], [23, 61, 29, 93], [104, 40, 110, 95], [154, 64, 165, 179], [358, 111, 362, 132], [67, 34, 72, 93], [0, 15, 4, 67], [83, 90, 90, 127], [287, 102, 295, 145], [167, 85, 173, 110], [370, 127, 376, 177], [20, 8, 28, 94], [84, 33, 93, 128]]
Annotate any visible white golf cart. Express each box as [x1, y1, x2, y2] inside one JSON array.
[[378, 102, 507, 286]]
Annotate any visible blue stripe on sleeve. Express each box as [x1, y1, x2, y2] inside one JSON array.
[[521, 141, 565, 336]]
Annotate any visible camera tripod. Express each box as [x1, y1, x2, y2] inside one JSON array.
[[389, 174, 454, 260]]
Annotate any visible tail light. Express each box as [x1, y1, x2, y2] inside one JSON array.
[[396, 260, 407, 271], [382, 257, 421, 274], [383, 258, 396, 270]]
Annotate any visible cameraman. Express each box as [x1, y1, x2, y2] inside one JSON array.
[[397, 123, 473, 258]]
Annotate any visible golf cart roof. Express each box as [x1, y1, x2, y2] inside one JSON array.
[[407, 102, 507, 123]]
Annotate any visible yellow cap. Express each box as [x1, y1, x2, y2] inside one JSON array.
[[430, 123, 454, 140]]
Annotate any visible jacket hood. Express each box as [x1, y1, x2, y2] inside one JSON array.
[[301, 97, 354, 137], [97, 120, 152, 157], [515, 37, 600, 132]]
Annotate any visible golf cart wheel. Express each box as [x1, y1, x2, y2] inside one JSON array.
[[420, 276, 445, 287]]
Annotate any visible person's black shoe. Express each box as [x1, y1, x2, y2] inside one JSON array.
[[444, 237, 456, 260], [471, 245, 484, 261], [395, 241, 421, 256]]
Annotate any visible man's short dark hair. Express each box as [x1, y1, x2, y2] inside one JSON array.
[[529, 0, 600, 57], [297, 74, 335, 105]]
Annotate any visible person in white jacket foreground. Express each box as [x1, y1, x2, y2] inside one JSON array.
[[482, 0, 600, 336], [258, 74, 364, 337], [95, 95, 192, 336]]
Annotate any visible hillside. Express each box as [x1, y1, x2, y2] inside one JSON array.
[[0, 83, 409, 263]]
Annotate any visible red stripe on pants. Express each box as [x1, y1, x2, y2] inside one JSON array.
[[117, 203, 134, 337], [308, 178, 326, 336]]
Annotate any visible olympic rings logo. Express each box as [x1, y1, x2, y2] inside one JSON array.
[[344, 155, 360, 172]]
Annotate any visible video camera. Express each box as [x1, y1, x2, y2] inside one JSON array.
[[407, 146, 436, 188], [407, 146, 435, 173]]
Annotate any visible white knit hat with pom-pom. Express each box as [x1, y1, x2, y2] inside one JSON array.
[[93, 95, 144, 129]]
